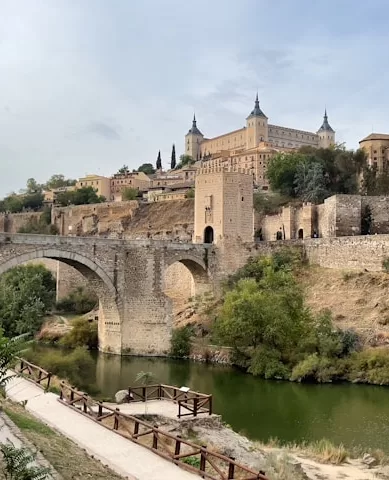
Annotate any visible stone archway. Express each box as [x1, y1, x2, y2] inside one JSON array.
[[298, 228, 304, 239], [0, 248, 122, 354], [204, 226, 214, 244]]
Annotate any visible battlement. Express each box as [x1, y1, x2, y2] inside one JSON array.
[[197, 166, 252, 176]]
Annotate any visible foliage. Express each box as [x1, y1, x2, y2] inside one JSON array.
[[0, 265, 56, 337], [18, 209, 58, 235], [55, 287, 98, 315], [56, 186, 105, 206], [0, 442, 50, 479], [0, 331, 26, 387], [122, 187, 138, 201], [175, 154, 194, 170], [182, 456, 201, 468], [117, 165, 129, 174], [0, 193, 43, 213], [266, 146, 368, 200], [383, 258, 389, 272], [214, 253, 362, 383], [170, 326, 193, 358], [171, 144, 176, 170], [361, 164, 389, 195], [361, 204, 373, 235], [294, 161, 328, 203], [156, 151, 162, 170], [186, 188, 195, 199], [24, 346, 95, 389], [347, 348, 389, 385], [135, 371, 154, 386], [253, 192, 295, 215], [44, 174, 76, 190], [137, 163, 155, 175], [60, 318, 98, 350], [26, 178, 42, 194]]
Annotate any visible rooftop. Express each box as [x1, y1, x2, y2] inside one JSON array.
[[359, 133, 389, 143]]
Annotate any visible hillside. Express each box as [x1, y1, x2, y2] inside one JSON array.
[[301, 267, 389, 346]]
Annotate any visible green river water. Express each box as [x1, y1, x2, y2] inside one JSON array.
[[63, 351, 389, 452]]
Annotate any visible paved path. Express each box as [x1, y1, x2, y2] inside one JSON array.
[[5, 376, 198, 480]]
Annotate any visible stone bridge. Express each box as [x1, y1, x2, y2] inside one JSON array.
[[0, 233, 215, 355]]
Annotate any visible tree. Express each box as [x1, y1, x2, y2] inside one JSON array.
[[361, 204, 373, 235], [135, 371, 155, 413], [175, 155, 194, 170], [156, 151, 162, 170], [122, 187, 138, 201], [56, 186, 104, 206], [117, 165, 129, 175], [44, 174, 76, 190], [18, 209, 58, 235], [294, 161, 328, 203], [171, 144, 176, 170], [26, 178, 42, 194], [137, 163, 155, 175], [0, 264, 56, 337], [0, 442, 50, 480], [266, 153, 306, 196], [22, 192, 44, 211]]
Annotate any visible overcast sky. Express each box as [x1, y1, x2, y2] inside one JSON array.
[[0, 0, 388, 196]]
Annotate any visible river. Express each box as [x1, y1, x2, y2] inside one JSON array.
[[50, 350, 389, 452]]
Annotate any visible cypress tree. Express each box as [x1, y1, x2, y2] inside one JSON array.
[[156, 150, 162, 170], [171, 144, 176, 170]]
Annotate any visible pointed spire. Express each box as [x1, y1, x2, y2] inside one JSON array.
[[171, 144, 176, 170], [247, 92, 267, 119], [187, 112, 203, 136], [317, 108, 334, 133]]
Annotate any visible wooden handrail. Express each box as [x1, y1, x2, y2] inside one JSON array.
[[14, 357, 52, 391], [59, 382, 268, 480]]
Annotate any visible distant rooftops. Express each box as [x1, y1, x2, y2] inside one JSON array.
[[359, 133, 389, 143]]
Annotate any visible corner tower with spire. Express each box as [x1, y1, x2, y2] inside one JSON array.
[[317, 109, 335, 148], [246, 93, 268, 148], [185, 114, 204, 160]]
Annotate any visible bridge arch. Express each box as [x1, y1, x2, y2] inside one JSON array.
[[163, 253, 212, 303], [0, 248, 121, 354]]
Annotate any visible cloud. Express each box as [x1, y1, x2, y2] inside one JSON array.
[[84, 121, 121, 141], [0, 0, 389, 195]]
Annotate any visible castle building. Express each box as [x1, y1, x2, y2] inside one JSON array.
[[185, 95, 335, 190], [359, 133, 389, 173]]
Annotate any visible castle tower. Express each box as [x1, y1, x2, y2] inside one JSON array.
[[193, 168, 254, 245], [246, 93, 268, 149], [185, 114, 204, 160], [317, 109, 335, 148]]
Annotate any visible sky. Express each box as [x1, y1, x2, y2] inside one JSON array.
[[0, 0, 389, 196]]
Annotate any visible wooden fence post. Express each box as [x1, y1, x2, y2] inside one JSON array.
[[142, 386, 146, 402], [46, 373, 52, 391], [98, 403, 103, 419], [200, 446, 207, 475], [193, 397, 198, 417], [174, 435, 181, 458], [134, 421, 139, 437], [152, 426, 158, 450], [83, 396, 88, 413], [208, 395, 212, 415], [114, 409, 119, 430], [228, 457, 235, 479]]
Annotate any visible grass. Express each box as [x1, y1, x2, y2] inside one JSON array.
[[1, 400, 125, 480]]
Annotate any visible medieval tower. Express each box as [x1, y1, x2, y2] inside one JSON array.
[[317, 109, 335, 148], [193, 168, 254, 245], [185, 114, 203, 160]]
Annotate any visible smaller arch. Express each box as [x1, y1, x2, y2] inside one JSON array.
[[204, 226, 214, 244], [298, 228, 304, 239]]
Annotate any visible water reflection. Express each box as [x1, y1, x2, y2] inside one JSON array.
[[76, 351, 389, 450]]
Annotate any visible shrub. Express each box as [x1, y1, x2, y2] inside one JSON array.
[[59, 318, 98, 349], [291, 354, 347, 383], [1, 442, 51, 479], [347, 348, 389, 385], [170, 326, 193, 358], [182, 456, 201, 468], [56, 287, 98, 315], [383, 258, 389, 272]]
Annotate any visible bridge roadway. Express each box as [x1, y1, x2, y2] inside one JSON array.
[[5, 375, 198, 480]]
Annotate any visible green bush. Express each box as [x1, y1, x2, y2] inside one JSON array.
[[291, 354, 347, 383], [347, 348, 389, 385], [170, 326, 193, 358], [25, 346, 95, 389], [383, 258, 389, 272], [59, 318, 98, 350], [56, 287, 98, 315], [182, 456, 201, 468]]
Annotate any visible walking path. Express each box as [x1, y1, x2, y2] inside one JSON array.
[[5, 376, 198, 480]]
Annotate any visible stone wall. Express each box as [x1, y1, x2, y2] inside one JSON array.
[[0, 212, 43, 234]]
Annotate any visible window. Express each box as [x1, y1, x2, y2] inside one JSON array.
[[374, 157, 377, 161], [241, 197, 244, 201], [374, 150, 377, 154]]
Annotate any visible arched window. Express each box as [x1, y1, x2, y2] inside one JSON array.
[[204, 226, 214, 244]]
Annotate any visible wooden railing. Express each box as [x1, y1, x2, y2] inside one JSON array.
[[14, 357, 52, 391], [128, 384, 213, 417], [59, 382, 268, 480]]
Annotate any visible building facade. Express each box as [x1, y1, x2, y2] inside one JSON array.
[[110, 171, 151, 201], [359, 133, 389, 173], [76, 175, 111, 199], [185, 95, 335, 190], [193, 168, 254, 245]]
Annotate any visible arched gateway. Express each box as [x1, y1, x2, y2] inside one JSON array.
[[0, 234, 214, 356]]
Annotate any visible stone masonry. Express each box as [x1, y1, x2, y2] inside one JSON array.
[[0, 233, 214, 355]]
